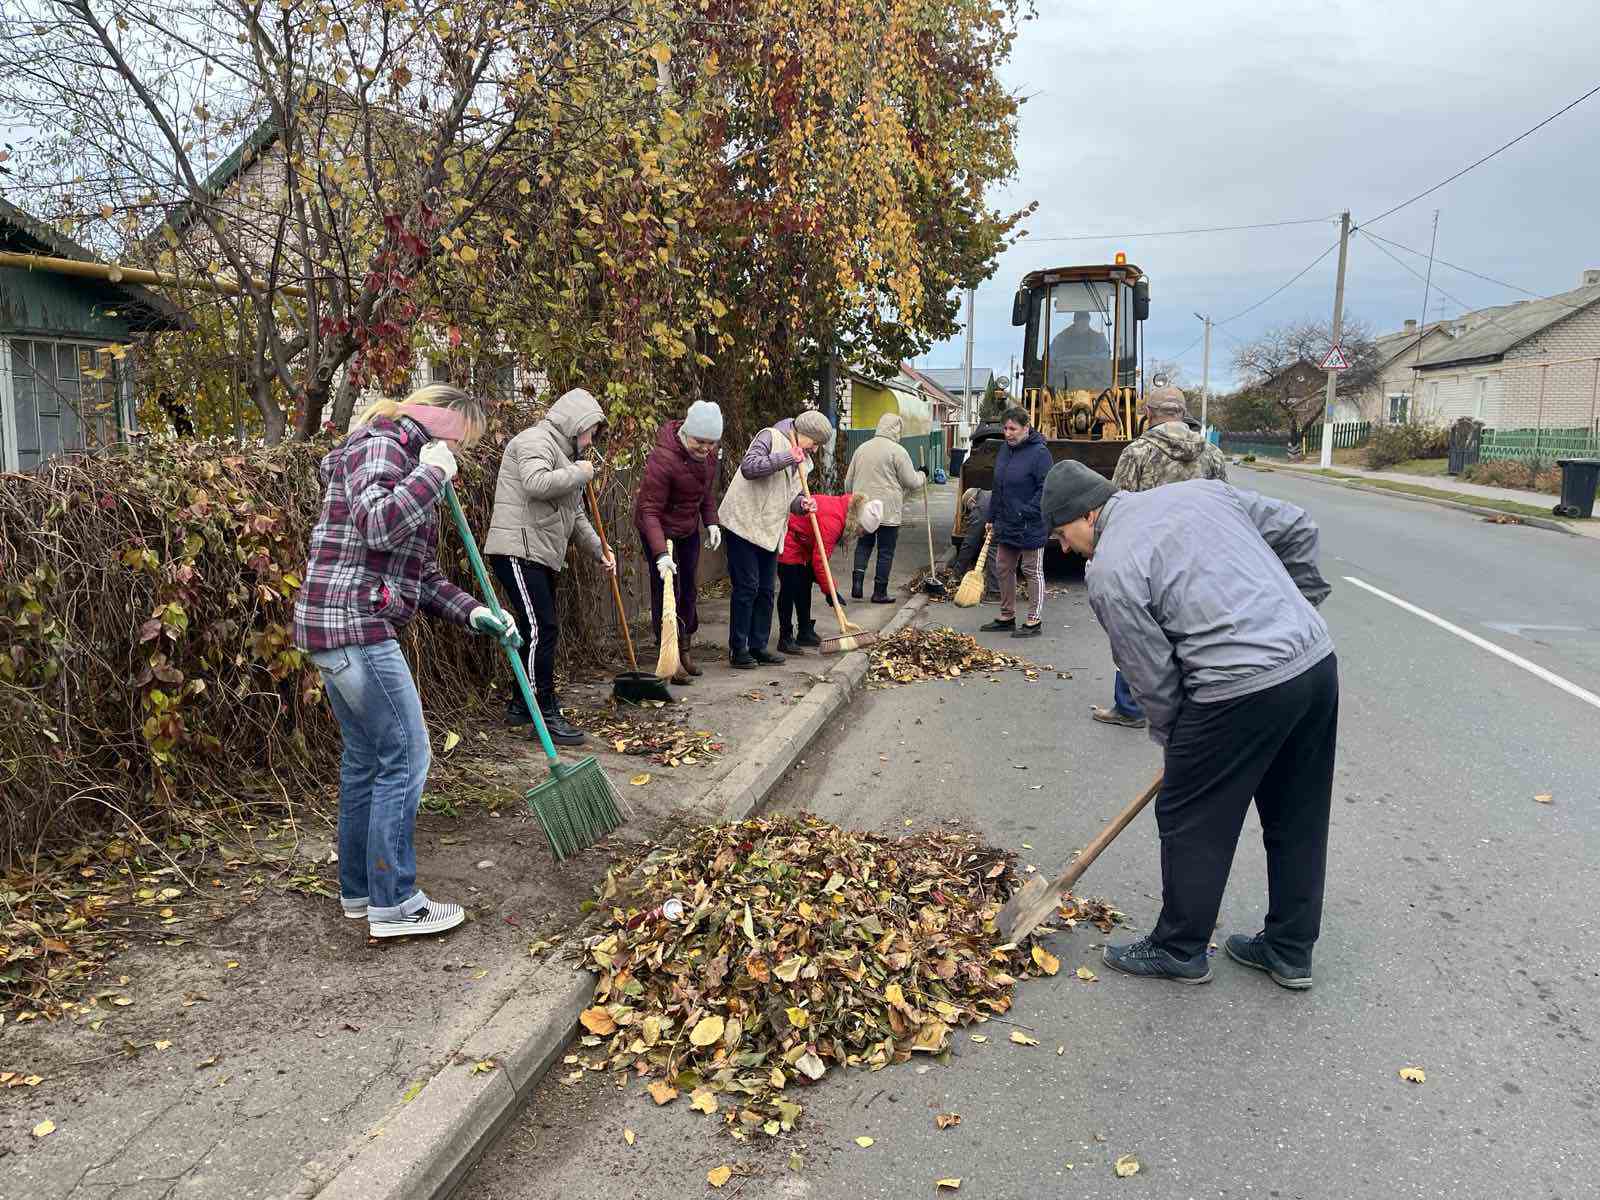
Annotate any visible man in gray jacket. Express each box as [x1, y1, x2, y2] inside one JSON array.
[[1041, 461, 1339, 990]]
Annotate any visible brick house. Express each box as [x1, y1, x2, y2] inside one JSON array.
[[1405, 271, 1600, 432]]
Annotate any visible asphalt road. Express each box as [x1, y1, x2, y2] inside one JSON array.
[[461, 471, 1598, 1200]]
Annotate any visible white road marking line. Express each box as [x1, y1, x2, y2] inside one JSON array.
[[1344, 575, 1600, 712]]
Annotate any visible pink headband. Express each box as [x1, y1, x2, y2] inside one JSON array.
[[399, 402, 468, 442]]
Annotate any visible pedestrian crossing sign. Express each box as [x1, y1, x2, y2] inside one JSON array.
[[1320, 344, 1350, 371]]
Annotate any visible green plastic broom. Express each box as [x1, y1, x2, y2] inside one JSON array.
[[443, 482, 626, 861]]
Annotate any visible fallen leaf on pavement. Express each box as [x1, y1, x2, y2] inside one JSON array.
[[442, 730, 461, 754], [969, 1035, 988, 1044], [936, 1180, 961, 1191], [1113, 1154, 1140, 1177], [690, 1087, 719, 1114], [1031, 945, 1060, 976], [33, 1118, 55, 1139], [690, 1015, 725, 1046], [1534, 793, 1552, 804], [788, 1151, 803, 1171], [195, 1056, 217, 1069], [402, 1080, 424, 1103], [936, 1112, 961, 1129], [1399, 1067, 1426, 1084], [707, 1164, 732, 1188], [1009, 1031, 1039, 1046], [580, 1007, 617, 1035], [470, 1059, 496, 1075], [624, 1128, 636, 1145], [630, 773, 652, 787], [1075, 966, 1098, 982], [648, 1080, 678, 1105], [154, 1039, 172, 1050], [855, 1136, 875, 1148]]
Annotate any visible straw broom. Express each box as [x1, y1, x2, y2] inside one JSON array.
[[953, 526, 993, 607], [797, 466, 875, 654], [654, 544, 682, 680]]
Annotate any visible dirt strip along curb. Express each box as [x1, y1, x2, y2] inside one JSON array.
[[1246, 465, 1580, 537], [292, 589, 934, 1200]]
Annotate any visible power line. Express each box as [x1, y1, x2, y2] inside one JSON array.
[[1216, 240, 1341, 326], [1362, 81, 1600, 227], [1360, 228, 1591, 311], [1355, 229, 1528, 342], [1024, 216, 1335, 244]]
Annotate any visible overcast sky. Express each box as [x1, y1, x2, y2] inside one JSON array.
[[920, 0, 1600, 395]]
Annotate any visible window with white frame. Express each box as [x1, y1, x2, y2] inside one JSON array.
[[1387, 392, 1410, 424], [3, 337, 129, 471], [1474, 376, 1489, 420]]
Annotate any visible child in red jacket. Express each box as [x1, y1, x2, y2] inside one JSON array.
[[776, 494, 882, 653]]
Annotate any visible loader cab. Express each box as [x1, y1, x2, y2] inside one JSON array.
[[1012, 262, 1148, 410]]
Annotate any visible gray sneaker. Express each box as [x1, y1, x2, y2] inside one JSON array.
[[1102, 936, 1212, 984], [369, 900, 466, 940], [341, 896, 369, 920], [1224, 933, 1312, 990]]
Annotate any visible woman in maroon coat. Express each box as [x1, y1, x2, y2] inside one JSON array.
[[633, 400, 723, 683]]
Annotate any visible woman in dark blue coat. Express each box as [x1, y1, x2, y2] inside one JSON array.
[[981, 407, 1053, 637]]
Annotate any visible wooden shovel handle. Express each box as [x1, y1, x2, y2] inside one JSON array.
[[1050, 772, 1163, 896], [586, 481, 640, 672]]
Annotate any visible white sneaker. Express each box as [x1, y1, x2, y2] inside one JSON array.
[[368, 901, 466, 939]]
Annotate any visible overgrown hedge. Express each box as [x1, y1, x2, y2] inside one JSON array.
[[1365, 424, 1450, 470], [0, 435, 635, 867]]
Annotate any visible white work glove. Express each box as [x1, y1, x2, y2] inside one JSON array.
[[419, 440, 457, 482], [599, 549, 617, 575], [705, 524, 722, 551], [572, 459, 596, 483], [656, 554, 676, 580], [469, 606, 521, 648]]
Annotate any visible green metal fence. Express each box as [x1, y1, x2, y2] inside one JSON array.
[[842, 429, 946, 478], [1301, 421, 1372, 454], [1479, 426, 1600, 464]]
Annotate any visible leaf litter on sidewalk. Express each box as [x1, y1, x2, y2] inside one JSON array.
[[866, 626, 1039, 688], [574, 813, 1119, 1139]]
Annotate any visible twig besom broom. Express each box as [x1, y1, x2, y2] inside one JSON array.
[[797, 465, 876, 654], [444, 482, 626, 861], [654, 544, 682, 680], [953, 526, 993, 607]]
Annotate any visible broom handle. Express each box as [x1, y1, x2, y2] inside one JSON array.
[[797, 463, 850, 629], [923, 481, 937, 573], [586, 482, 641, 672], [442, 481, 561, 769], [974, 525, 993, 572]]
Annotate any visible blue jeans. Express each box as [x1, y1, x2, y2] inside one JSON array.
[[1113, 670, 1145, 720], [312, 640, 431, 921], [725, 530, 777, 657]]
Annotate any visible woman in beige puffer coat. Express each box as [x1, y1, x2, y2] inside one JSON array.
[[484, 388, 616, 745], [843, 412, 925, 602]]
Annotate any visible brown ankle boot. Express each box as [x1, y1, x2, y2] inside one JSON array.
[[679, 641, 702, 677]]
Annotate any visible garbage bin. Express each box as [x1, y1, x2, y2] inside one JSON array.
[[1554, 458, 1600, 519]]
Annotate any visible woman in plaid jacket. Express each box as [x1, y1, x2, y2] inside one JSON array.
[[293, 385, 516, 940]]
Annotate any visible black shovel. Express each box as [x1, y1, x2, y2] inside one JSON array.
[[587, 483, 675, 706]]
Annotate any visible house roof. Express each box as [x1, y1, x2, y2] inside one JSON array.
[[161, 114, 281, 241], [0, 194, 188, 332], [1414, 283, 1600, 370], [922, 366, 995, 394], [898, 362, 957, 405]]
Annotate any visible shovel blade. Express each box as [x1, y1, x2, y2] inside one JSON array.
[[613, 671, 675, 706], [996, 876, 1058, 943]]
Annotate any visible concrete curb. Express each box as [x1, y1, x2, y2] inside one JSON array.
[[300, 589, 934, 1200], [1246, 465, 1582, 538]]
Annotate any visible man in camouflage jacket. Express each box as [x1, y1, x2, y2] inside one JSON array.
[[1093, 385, 1228, 729]]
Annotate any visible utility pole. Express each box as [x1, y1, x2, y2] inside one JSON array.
[[962, 287, 976, 425], [1194, 312, 1213, 433], [1319, 210, 1351, 469]]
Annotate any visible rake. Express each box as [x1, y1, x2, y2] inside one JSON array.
[[444, 482, 626, 862]]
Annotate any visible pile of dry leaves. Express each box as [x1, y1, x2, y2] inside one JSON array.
[[572, 814, 1057, 1140], [867, 626, 1038, 687], [563, 703, 724, 769]]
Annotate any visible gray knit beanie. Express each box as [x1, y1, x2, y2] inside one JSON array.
[[682, 399, 723, 440], [794, 410, 833, 444], [1041, 460, 1116, 528]]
